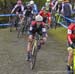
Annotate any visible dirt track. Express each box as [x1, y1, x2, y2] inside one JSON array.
[[0, 28, 67, 74]]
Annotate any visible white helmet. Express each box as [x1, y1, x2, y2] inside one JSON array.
[[35, 15, 43, 22], [30, 1, 34, 5]]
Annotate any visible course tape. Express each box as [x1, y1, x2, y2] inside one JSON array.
[[0, 23, 11, 26], [0, 14, 16, 26], [59, 22, 68, 29], [57, 13, 75, 29], [60, 14, 75, 23], [0, 14, 16, 17]]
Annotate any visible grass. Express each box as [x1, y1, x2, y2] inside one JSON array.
[[0, 27, 67, 43], [48, 27, 67, 43]]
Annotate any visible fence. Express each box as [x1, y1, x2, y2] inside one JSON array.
[[0, 13, 75, 28], [0, 14, 16, 26], [57, 13, 75, 29]]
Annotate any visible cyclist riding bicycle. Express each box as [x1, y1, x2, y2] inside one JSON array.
[[24, 3, 33, 17], [52, 0, 63, 13], [39, 7, 51, 28], [67, 23, 75, 73], [26, 15, 47, 61], [11, 0, 25, 29], [11, 0, 24, 16]]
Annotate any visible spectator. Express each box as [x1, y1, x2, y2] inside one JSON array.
[[62, 0, 72, 26]]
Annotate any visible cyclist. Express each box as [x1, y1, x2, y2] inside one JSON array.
[[29, 0, 38, 16], [45, 0, 51, 12], [11, 0, 24, 15], [24, 4, 33, 16], [23, 3, 33, 32], [67, 23, 75, 73], [26, 15, 47, 61], [11, 0, 25, 29], [39, 7, 51, 28], [52, 0, 63, 13]]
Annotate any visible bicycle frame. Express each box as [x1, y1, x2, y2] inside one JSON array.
[[30, 33, 40, 69], [32, 33, 40, 54], [73, 48, 75, 74], [32, 39, 37, 55]]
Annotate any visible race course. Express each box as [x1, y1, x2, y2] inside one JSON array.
[[0, 28, 67, 74]]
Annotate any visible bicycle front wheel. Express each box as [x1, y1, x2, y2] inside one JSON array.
[[30, 40, 38, 70]]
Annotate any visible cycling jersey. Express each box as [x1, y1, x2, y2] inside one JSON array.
[[39, 10, 51, 24], [32, 4, 38, 14], [29, 21, 47, 37], [11, 4, 24, 14], [67, 23, 75, 45], [24, 6, 33, 17]]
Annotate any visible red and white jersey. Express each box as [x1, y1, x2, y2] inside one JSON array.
[[67, 23, 75, 44], [39, 10, 51, 18]]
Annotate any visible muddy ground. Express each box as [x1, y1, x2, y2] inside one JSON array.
[[0, 28, 67, 74]]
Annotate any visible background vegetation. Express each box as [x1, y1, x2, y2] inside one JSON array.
[[0, 0, 74, 13], [0, 0, 46, 13]]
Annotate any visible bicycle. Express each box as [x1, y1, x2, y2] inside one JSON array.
[[29, 33, 41, 70], [70, 48, 75, 74], [73, 48, 75, 74], [9, 14, 19, 32], [67, 47, 75, 74], [24, 16, 31, 34], [17, 16, 25, 38], [54, 12, 64, 29]]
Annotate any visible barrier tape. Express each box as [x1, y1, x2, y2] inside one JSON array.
[[57, 13, 75, 29], [0, 23, 11, 26], [60, 14, 75, 23], [58, 22, 68, 29], [0, 14, 16, 17]]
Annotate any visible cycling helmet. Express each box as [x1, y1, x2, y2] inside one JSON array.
[[30, 1, 34, 5], [35, 15, 43, 22]]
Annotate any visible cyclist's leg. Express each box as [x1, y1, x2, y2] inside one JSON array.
[[42, 32, 47, 44], [67, 46, 73, 72], [26, 34, 34, 61], [37, 32, 47, 49]]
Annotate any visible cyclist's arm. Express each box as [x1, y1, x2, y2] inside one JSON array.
[[21, 5, 25, 14], [39, 10, 43, 16], [52, 1, 58, 10], [33, 4, 38, 14], [29, 21, 36, 32], [47, 13, 51, 25], [11, 4, 18, 13], [67, 29, 73, 44]]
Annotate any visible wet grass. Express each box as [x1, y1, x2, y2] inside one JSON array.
[[48, 27, 67, 43]]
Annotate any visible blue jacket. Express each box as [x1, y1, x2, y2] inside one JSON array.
[[63, 3, 72, 17], [32, 4, 38, 14]]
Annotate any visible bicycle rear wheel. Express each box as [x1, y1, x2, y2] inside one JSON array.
[[30, 40, 38, 70]]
